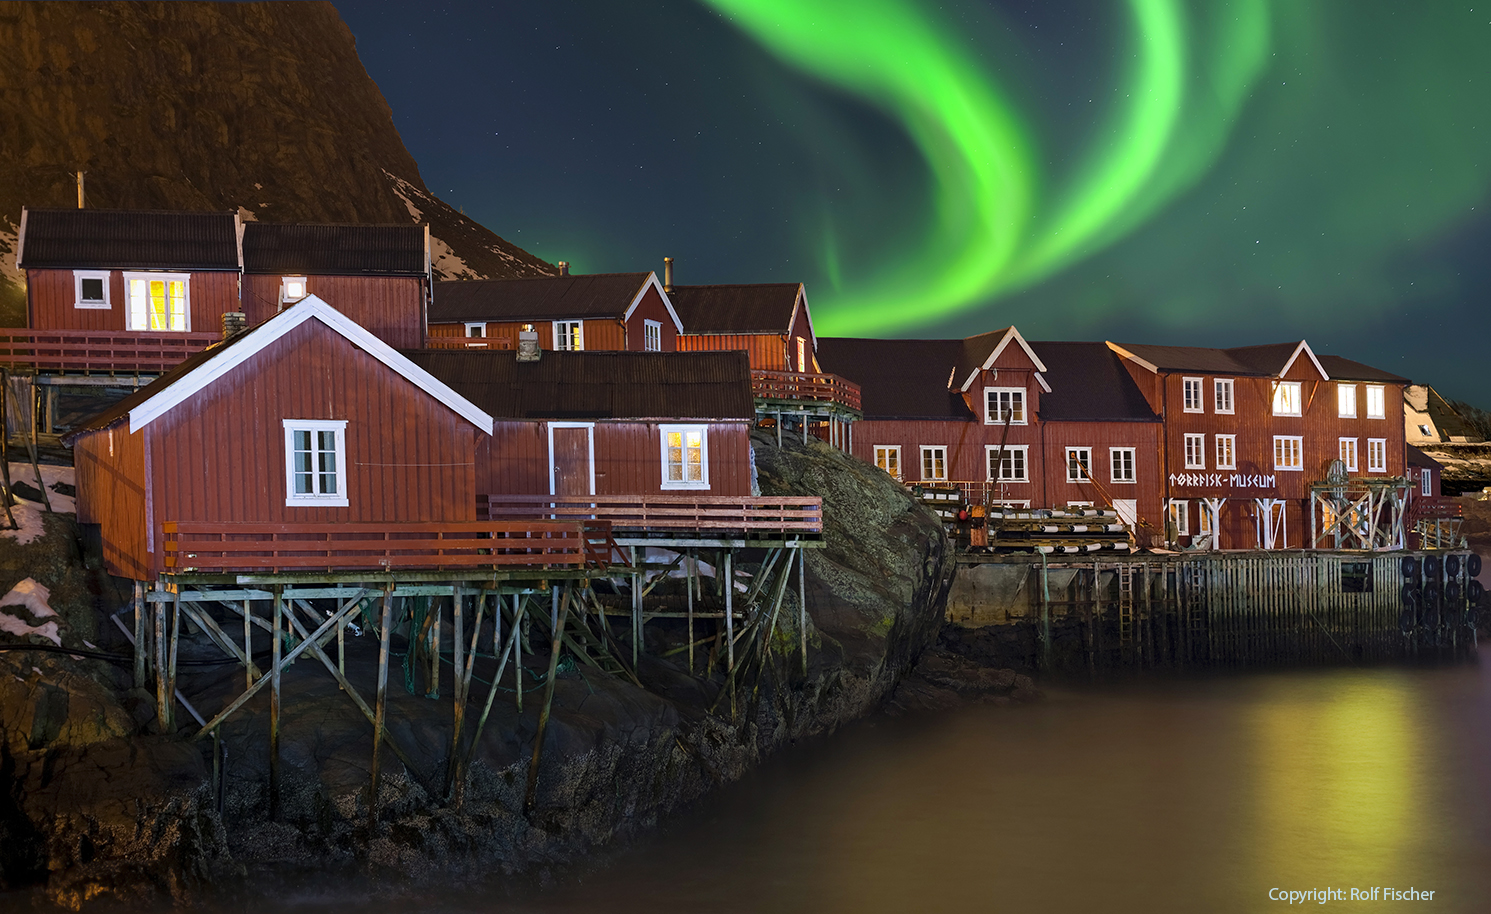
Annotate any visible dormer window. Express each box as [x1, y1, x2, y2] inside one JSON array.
[[464, 322, 486, 338], [1272, 381, 1302, 417], [984, 388, 1026, 425], [74, 270, 111, 309], [645, 320, 662, 351], [280, 276, 308, 305]]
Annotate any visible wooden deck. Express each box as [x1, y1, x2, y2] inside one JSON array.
[[162, 520, 612, 574], [0, 329, 220, 373], [751, 369, 861, 414], [479, 493, 823, 541]]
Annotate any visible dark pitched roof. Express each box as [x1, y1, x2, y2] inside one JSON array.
[[816, 337, 975, 420], [1316, 355, 1409, 383], [1109, 342, 1261, 375], [1406, 444, 1443, 471], [669, 283, 801, 335], [952, 328, 1015, 387], [1027, 342, 1160, 422], [242, 223, 426, 275], [1226, 342, 1311, 376], [402, 350, 755, 420], [19, 208, 239, 271], [429, 273, 652, 323]]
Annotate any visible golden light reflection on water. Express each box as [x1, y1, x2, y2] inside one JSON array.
[[1249, 677, 1423, 890]]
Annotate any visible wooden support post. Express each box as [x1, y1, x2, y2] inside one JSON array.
[[724, 550, 735, 674], [514, 593, 524, 711], [243, 598, 254, 691], [686, 549, 695, 675], [0, 369, 16, 531], [453, 589, 525, 810], [167, 587, 181, 730], [336, 597, 346, 689], [132, 581, 146, 689], [799, 544, 808, 675], [453, 586, 465, 708], [524, 585, 572, 819], [369, 584, 394, 823], [154, 584, 168, 732], [269, 585, 283, 821], [631, 547, 641, 667]]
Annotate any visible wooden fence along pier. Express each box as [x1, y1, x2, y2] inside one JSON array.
[[951, 550, 1481, 674]]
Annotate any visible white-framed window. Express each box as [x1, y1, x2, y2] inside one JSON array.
[[1066, 446, 1092, 483], [984, 387, 1026, 425], [73, 270, 110, 309], [1183, 377, 1204, 412], [1339, 438, 1358, 472], [1366, 384, 1386, 419], [1337, 383, 1357, 418], [280, 276, 308, 304], [283, 419, 348, 507], [464, 322, 486, 338], [1168, 500, 1190, 537], [1421, 468, 1433, 496], [661, 425, 709, 489], [1274, 435, 1303, 471], [1215, 434, 1237, 470], [920, 446, 948, 482], [1110, 447, 1135, 483], [874, 445, 901, 480], [1214, 378, 1234, 414], [124, 272, 189, 331], [1184, 434, 1205, 469], [1367, 438, 1387, 473], [987, 445, 1029, 483], [1272, 380, 1302, 417], [644, 319, 662, 352], [554, 320, 584, 351]]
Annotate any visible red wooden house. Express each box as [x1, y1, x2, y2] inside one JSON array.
[[9, 208, 238, 371], [426, 273, 681, 353], [818, 328, 1166, 541], [1107, 340, 1411, 549], [64, 296, 494, 580], [240, 222, 431, 350]]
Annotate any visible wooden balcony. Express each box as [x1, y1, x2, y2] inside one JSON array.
[[161, 520, 613, 575], [0, 329, 220, 374], [479, 494, 823, 542], [751, 369, 861, 415]]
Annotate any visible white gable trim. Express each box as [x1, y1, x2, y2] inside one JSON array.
[[1105, 342, 1159, 374], [15, 207, 27, 270], [622, 272, 685, 334], [128, 295, 494, 435], [957, 326, 1049, 392], [791, 285, 818, 349], [1278, 340, 1330, 381], [1035, 372, 1052, 394]]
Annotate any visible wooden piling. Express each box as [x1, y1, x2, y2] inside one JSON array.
[[132, 581, 146, 689], [799, 545, 808, 676], [524, 586, 572, 819], [269, 585, 283, 821], [153, 585, 168, 731], [369, 584, 394, 823]]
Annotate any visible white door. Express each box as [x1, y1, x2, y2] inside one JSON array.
[[1113, 499, 1138, 529]]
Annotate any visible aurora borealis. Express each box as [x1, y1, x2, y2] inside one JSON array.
[[337, 1, 1491, 402]]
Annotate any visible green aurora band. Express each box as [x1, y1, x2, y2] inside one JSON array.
[[698, 0, 1274, 334]]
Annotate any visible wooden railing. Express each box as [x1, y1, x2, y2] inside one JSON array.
[[1408, 496, 1463, 522], [162, 520, 606, 574], [480, 494, 823, 537], [751, 370, 861, 413], [0, 329, 221, 373]]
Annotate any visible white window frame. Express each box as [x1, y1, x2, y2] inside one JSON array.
[[1421, 468, 1433, 496], [1339, 437, 1358, 472], [1367, 438, 1387, 473], [1066, 446, 1093, 483], [280, 275, 308, 305], [1182, 377, 1204, 413], [123, 271, 191, 331], [283, 419, 348, 507], [1168, 500, 1190, 537], [1110, 447, 1136, 484], [986, 445, 1029, 483], [1366, 384, 1386, 419], [464, 322, 487, 338], [1272, 380, 1302, 417], [73, 270, 111, 309], [1215, 434, 1236, 471], [1337, 383, 1357, 419], [983, 387, 1027, 425], [1213, 378, 1234, 415], [1184, 434, 1205, 470], [1274, 435, 1303, 471], [920, 445, 948, 482], [644, 319, 662, 352], [874, 445, 901, 480], [660, 424, 710, 490], [553, 319, 584, 351]]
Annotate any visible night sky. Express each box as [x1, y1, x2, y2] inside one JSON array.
[[334, 1, 1491, 404]]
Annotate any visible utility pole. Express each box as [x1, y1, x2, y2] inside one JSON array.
[[76, 171, 85, 208]]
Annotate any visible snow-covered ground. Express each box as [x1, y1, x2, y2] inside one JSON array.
[[0, 578, 60, 646], [2, 461, 75, 546]]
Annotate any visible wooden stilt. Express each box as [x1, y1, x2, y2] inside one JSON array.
[[269, 586, 283, 821], [369, 584, 394, 823], [153, 584, 168, 731], [686, 549, 695, 674], [132, 581, 146, 689], [524, 585, 572, 818], [515, 593, 524, 711], [453, 589, 526, 809], [167, 587, 181, 730], [798, 544, 808, 675], [631, 547, 641, 667], [724, 550, 735, 717], [243, 598, 254, 691], [0, 369, 16, 531]]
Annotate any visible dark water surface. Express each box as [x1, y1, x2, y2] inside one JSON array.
[[250, 664, 1491, 912]]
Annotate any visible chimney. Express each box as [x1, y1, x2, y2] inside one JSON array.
[[557, 261, 569, 276], [517, 329, 541, 362], [221, 311, 247, 341], [663, 256, 673, 292]]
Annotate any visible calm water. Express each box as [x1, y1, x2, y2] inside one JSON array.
[[247, 664, 1491, 912]]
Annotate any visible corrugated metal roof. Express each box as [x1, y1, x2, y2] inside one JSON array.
[[19, 208, 239, 271], [669, 284, 800, 335], [1111, 342, 1262, 375], [402, 350, 756, 420], [1027, 342, 1159, 421], [429, 273, 650, 323], [1317, 354, 1409, 383], [242, 223, 426, 275], [817, 337, 975, 419]]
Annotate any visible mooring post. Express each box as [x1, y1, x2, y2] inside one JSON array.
[[132, 581, 146, 689], [269, 585, 283, 821], [369, 583, 394, 823], [524, 585, 572, 819]]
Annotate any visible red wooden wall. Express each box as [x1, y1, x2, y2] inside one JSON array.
[[73, 423, 149, 580], [27, 268, 239, 333], [241, 274, 425, 349]]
